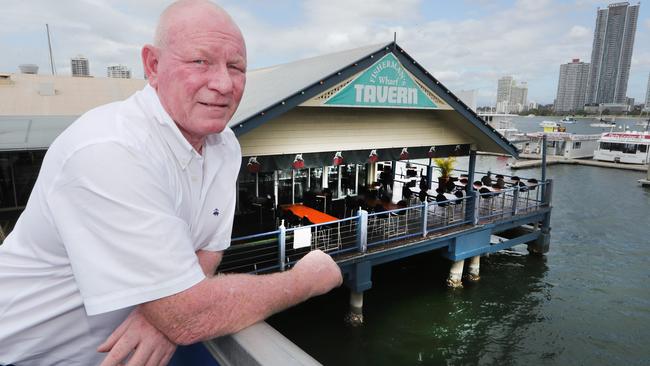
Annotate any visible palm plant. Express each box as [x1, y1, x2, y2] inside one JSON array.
[[433, 157, 456, 179]]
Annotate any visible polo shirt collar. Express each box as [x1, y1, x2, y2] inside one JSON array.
[[141, 84, 200, 170]]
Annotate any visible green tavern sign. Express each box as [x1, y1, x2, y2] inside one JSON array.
[[324, 53, 439, 109]]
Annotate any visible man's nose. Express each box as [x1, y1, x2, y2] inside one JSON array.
[[206, 65, 233, 94]]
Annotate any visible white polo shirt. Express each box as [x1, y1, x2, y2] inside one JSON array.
[[0, 84, 241, 365]]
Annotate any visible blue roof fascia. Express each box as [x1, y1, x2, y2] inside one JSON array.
[[232, 43, 393, 137], [392, 45, 519, 157]]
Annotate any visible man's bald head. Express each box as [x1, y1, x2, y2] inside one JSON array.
[[154, 0, 243, 49], [142, 0, 247, 150]]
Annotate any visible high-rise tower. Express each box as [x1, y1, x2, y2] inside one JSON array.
[[495, 76, 528, 113], [585, 2, 640, 105], [71, 56, 90, 77], [554, 59, 590, 113]]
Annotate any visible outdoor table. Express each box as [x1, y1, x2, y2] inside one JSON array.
[[282, 204, 338, 224]]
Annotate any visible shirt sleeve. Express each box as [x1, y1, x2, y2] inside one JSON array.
[[47, 142, 205, 316]]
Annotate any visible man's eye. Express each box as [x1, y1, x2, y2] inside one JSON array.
[[228, 64, 244, 72], [192, 60, 207, 65]]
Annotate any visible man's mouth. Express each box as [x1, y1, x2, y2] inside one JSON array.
[[198, 102, 226, 107]]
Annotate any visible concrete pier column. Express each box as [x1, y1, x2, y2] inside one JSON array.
[[346, 291, 364, 326], [465, 256, 480, 281], [344, 261, 371, 325], [446, 260, 464, 288]]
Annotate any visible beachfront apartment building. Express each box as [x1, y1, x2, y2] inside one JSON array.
[[71, 56, 89, 77], [107, 65, 132, 79], [496, 76, 528, 114], [585, 2, 640, 105], [554, 59, 590, 113]]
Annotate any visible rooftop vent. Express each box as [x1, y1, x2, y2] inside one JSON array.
[[19, 64, 39, 74]]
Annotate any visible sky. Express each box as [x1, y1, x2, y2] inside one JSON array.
[[1, 0, 649, 106]]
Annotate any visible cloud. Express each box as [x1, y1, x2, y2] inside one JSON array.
[[569, 25, 590, 39], [1, 0, 648, 105]]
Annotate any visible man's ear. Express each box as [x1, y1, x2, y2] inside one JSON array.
[[142, 45, 159, 88]]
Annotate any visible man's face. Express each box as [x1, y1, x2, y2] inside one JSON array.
[[150, 14, 246, 142]]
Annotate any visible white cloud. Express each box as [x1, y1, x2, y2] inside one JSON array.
[[0, 0, 648, 104], [569, 25, 590, 39]]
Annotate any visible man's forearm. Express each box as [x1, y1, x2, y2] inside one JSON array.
[[140, 250, 341, 345], [142, 270, 310, 344]]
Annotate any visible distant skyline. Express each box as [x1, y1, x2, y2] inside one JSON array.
[[1, 0, 648, 106]]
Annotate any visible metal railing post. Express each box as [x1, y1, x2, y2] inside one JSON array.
[[422, 201, 428, 237], [468, 190, 479, 225], [543, 179, 553, 206], [278, 221, 286, 271], [511, 188, 519, 216], [357, 209, 368, 253]]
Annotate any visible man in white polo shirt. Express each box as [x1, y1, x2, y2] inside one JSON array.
[[0, 1, 342, 365]]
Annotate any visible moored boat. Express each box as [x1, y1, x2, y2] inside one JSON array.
[[540, 120, 567, 132], [593, 131, 650, 164]]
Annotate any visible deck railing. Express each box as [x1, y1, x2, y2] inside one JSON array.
[[222, 179, 552, 274], [476, 180, 550, 222]]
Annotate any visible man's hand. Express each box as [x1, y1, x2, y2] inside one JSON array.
[[292, 250, 343, 297], [98, 307, 176, 366]]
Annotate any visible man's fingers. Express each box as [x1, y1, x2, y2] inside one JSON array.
[[144, 343, 176, 366], [159, 347, 176, 366], [125, 342, 155, 366], [98, 312, 134, 352], [99, 335, 137, 366], [143, 347, 165, 366]]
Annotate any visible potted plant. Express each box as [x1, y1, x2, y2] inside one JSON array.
[[433, 157, 456, 192]]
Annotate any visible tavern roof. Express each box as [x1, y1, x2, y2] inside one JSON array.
[[229, 41, 519, 157]]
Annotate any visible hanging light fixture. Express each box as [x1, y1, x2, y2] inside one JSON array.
[[399, 147, 409, 160], [292, 154, 305, 169], [246, 156, 261, 173], [333, 151, 344, 166], [368, 149, 379, 163], [427, 146, 436, 158]]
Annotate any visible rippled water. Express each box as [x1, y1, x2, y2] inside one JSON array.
[[269, 118, 650, 365]]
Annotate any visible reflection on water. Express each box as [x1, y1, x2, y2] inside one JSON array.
[[269, 139, 650, 365]]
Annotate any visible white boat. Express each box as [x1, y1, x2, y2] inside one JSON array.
[[517, 122, 600, 159], [593, 131, 650, 164], [560, 116, 577, 124], [590, 122, 617, 128], [590, 116, 616, 128]]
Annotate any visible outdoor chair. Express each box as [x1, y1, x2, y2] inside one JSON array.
[[479, 187, 494, 215], [436, 193, 453, 224]]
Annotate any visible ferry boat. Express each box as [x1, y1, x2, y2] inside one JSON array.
[[593, 131, 650, 164], [516, 121, 600, 158]]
